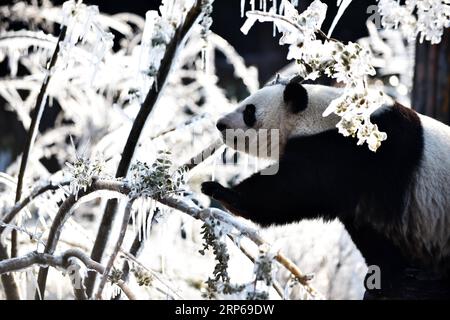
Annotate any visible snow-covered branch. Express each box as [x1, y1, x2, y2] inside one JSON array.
[[87, 1, 208, 296], [27, 169, 320, 299], [0, 249, 136, 300]]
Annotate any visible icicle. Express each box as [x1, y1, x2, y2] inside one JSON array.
[[201, 48, 207, 72], [251, 0, 255, 10], [211, 153, 217, 181], [328, 0, 352, 38], [271, 0, 277, 36], [200, 0, 213, 73], [241, 0, 246, 17], [146, 201, 153, 240], [263, 0, 267, 11], [131, 206, 136, 237], [146, 200, 153, 241], [137, 202, 143, 241], [141, 199, 147, 241], [8, 48, 19, 77]]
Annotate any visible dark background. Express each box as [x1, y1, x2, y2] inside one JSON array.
[[0, 0, 378, 169]]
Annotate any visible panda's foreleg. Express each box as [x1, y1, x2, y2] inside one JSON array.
[[201, 171, 295, 226], [201, 181, 249, 217]]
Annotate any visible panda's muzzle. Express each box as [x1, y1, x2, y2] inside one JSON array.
[[216, 121, 229, 132]]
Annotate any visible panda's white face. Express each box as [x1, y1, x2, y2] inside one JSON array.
[[216, 82, 342, 157]]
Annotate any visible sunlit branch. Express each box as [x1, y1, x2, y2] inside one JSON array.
[[86, 0, 205, 297]]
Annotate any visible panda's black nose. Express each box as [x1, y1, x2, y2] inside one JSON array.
[[216, 121, 228, 132]]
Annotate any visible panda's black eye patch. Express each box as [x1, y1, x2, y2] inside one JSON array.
[[243, 104, 256, 127]]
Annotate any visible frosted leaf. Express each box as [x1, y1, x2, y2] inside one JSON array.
[[327, 42, 376, 86], [326, 88, 388, 151], [127, 154, 186, 200], [65, 154, 107, 197]]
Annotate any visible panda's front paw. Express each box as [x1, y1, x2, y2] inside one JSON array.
[[201, 181, 226, 199]]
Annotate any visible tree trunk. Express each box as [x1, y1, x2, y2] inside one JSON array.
[[412, 29, 450, 125]]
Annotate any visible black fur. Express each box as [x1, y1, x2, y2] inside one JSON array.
[[243, 104, 256, 127], [202, 102, 425, 289], [283, 82, 308, 113]]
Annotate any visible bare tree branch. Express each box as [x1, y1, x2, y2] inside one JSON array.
[[184, 139, 223, 171], [12, 26, 68, 259], [0, 181, 70, 234], [86, 0, 205, 297], [96, 200, 135, 299], [0, 24, 68, 302], [28, 177, 319, 299], [0, 245, 20, 300], [116, 138, 223, 295], [0, 249, 136, 300], [227, 234, 284, 299], [35, 179, 128, 299]]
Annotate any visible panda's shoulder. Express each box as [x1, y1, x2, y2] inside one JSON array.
[[282, 101, 426, 169]]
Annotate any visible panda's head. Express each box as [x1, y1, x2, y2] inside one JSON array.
[[216, 78, 342, 158]]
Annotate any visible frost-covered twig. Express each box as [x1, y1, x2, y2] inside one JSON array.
[[116, 139, 223, 291], [12, 26, 67, 259], [35, 179, 127, 299], [30, 176, 319, 299], [184, 139, 223, 171], [0, 181, 70, 234], [87, 0, 206, 296], [227, 234, 284, 299], [0, 22, 68, 302], [0, 249, 136, 300], [157, 198, 321, 299], [95, 199, 135, 300]]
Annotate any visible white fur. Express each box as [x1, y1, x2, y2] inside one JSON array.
[[395, 115, 450, 268], [217, 84, 342, 156]]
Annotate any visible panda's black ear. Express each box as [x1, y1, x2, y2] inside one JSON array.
[[283, 82, 308, 113]]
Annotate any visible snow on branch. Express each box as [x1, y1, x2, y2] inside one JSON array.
[[31, 149, 321, 299]]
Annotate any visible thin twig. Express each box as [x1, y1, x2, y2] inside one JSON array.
[[0, 25, 67, 301], [227, 234, 284, 299], [184, 139, 223, 171], [86, 0, 205, 297], [114, 207, 154, 300], [159, 199, 321, 299], [35, 179, 128, 300], [32, 177, 320, 299], [246, 10, 334, 42], [0, 181, 69, 234], [96, 199, 135, 299], [12, 26, 68, 258]]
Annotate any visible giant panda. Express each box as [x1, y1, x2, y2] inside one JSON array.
[[201, 76, 450, 298]]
